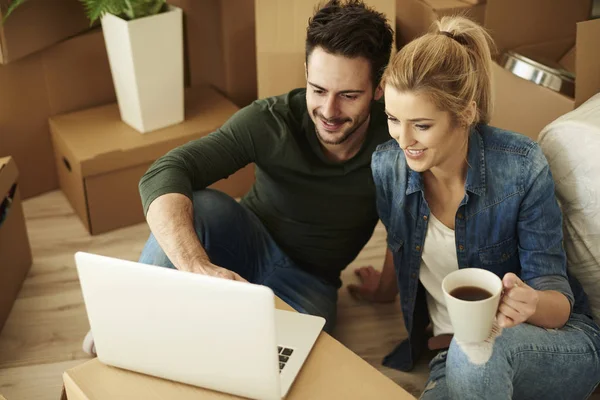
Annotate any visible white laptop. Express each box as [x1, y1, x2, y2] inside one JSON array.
[[74, 251, 325, 400]]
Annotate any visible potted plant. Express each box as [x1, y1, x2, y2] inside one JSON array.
[[3, 0, 184, 134]]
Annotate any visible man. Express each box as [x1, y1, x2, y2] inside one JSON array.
[[83, 0, 394, 354]]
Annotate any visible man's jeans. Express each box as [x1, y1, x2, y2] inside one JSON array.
[[139, 189, 339, 333], [420, 313, 600, 399]]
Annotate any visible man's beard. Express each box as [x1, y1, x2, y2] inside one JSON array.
[[314, 113, 367, 146]]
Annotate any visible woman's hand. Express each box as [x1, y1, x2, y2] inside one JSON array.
[[348, 266, 397, 303], [497, 273, 539, 328]]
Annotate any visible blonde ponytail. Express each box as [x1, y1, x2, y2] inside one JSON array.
[[382, 16, 496, 125]]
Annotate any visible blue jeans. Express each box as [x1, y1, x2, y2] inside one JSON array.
[[421, 313, 600, 399], [139, 189, 339, 333]]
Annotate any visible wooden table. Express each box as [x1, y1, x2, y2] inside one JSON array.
[[62, 298, 415, 399]]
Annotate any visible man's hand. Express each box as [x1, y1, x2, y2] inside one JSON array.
[[497, 273, 538, 328], [348, 266, 397, 303], [186, 261, 248, 282]]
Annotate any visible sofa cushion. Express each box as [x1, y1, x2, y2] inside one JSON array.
[[538, 93, 600, 322]]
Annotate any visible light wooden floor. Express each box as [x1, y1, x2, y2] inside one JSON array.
[[4, 191, 598, 400], [0, 190, 430, 399]]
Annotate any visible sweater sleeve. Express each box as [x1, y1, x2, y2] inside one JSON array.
[[138, 103, 264, 215]]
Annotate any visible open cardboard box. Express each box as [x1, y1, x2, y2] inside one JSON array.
[[49, 85, 255, 236], [0, 157, 32, 334], [0, 0, 90, 64], [487, 0, 600, 140]]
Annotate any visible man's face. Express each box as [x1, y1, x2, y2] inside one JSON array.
[[305, 47, 379, 146]]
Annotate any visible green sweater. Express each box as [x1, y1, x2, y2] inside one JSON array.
[[139, 89, 391, 287]]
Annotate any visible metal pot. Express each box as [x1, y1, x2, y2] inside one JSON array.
[[500, 51, 575, 98]]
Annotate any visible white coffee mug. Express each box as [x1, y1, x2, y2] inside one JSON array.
[[442, 268, 503, 343]]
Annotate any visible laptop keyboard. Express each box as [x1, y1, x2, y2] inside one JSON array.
[[277, 346, 294, 372]]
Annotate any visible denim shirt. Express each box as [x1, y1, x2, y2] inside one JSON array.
[[372, 124, 591, 372]]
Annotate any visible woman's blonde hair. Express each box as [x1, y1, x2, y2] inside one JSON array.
[[382, 16, 496, 126]]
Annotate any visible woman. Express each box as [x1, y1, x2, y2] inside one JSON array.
[[350, 16, 600, 399]]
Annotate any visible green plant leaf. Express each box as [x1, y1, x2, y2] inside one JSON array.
[[79, 0, 123, 24], [126, 0, 167, 20], [2, 0, 168, 26], [1, 0, 29, 25]]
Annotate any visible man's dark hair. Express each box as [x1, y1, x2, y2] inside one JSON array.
[[306, 0, 394, 88]]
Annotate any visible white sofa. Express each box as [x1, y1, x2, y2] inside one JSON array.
[[539, 93, 600, 323]]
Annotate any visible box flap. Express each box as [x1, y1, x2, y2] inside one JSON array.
[[558, 45, 576, 74], [0, 156, 18, 197], [575, 18, 600, 107], [48, 86, 239, 178], [513, 38, 575, 67], [484, 0, 591, 52]]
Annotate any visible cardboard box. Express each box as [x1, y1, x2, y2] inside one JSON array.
[[1, 4, 256, 200], [487, 0, 599, 140], [0, 0, 90, 64], [395, 0, 486, 47], [0, 28, 116, 199], [255, 0, 396, 99], [49, 85, 255, 235], [0, 157, 32, 334], [0, 53, 57, 198], [169, 0, 258, 108], [218, 0, 259, 108], [62, 298, 416, 400], [41, 29, 116, 116]]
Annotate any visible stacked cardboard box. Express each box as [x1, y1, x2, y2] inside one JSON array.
[[0, 28, 116, 199], [0, 1, 257, 200], [0, 157, 32, 334], [49, 86, 254, 235]]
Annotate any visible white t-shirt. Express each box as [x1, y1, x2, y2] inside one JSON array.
[[419, 213, 459, 336]]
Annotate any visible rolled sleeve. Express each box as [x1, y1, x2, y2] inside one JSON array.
[[526, 274, 574, 312], [518, 144, 573, 313]]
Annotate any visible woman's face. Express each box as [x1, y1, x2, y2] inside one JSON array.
[[384, 85, 470, 174]]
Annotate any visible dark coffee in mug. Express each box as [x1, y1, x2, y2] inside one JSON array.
[[449, 286, 492, 301]]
